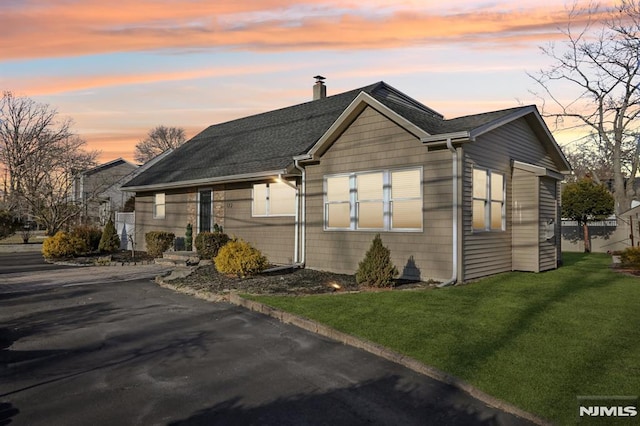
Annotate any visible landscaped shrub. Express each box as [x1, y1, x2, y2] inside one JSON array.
[[98, 218, 120, 253], [620, 246, 640, 267], [72, 225, 103, 252], [42, 231, 88, 258], [355, 234, 398, 288], [214, 239, 268, 277], [185, 223, 193, 251], [195, 231, 230, 259], [145, 231, 175, 258]]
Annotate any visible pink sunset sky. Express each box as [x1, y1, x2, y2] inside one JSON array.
[[1, 0, 614, 163]]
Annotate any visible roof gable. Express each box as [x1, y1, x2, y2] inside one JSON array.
[[308, 91, 431, 159], [81, 158, 137, 177], [421, 106, 571, 173]]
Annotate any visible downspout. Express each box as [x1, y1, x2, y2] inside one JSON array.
[[438, 138, 459, 288], [293, 155, 311, 266], [277, 173, 300, 265]]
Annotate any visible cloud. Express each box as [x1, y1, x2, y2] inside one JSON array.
[[10, 63, 306, 96], [0, 0, 617, 61]]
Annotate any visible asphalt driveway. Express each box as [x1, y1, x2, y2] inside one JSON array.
[[0, 256, 535, 425]]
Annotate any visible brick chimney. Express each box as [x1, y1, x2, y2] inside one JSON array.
[[313, 75, 326, 100]]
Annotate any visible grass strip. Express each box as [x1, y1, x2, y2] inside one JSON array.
[[251, 253, 640, 425]]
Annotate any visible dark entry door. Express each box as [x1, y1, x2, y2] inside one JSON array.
[[199, 190, 212, 233]]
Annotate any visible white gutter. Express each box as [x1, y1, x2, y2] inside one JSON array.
[[123, 169, 288, 192]]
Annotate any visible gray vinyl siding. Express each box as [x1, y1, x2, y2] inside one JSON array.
[[539, 177, 558, 271], [512, 169, 539, 272], [135, 182, 295, 263], [224, 182, 296, 265], [135, 189, 197, 252], [463, 117, 560, 281], [305, 106, 453, 281]]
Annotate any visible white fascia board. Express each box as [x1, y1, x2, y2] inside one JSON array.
[[512, 160, 566, 180], [122, 169, 288, 192], [420, 131, 471, 144], [308, 91, 430, 158]]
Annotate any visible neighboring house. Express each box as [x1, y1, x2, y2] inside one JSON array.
[[122, 79, 571, 283], [72, 158, 138, 225]]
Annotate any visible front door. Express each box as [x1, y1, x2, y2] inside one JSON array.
[[199, 189, 212, 233]]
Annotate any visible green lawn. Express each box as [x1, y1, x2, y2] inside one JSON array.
[[252, 253, 640, 425]]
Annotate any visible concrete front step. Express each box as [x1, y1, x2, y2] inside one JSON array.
[[161, 251, 200, 263]]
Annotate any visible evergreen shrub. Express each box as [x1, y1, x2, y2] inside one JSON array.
[[195, 231, 230, 259], [620, 246, 640, 267], [355, 234, 398, 288], [98, 218, 120, 253], [72, 225, 103, 252], [145, 231, 175, 258], [214, 239, 267, 277]]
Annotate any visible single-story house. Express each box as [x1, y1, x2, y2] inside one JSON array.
[[122, 78, 571, 283]]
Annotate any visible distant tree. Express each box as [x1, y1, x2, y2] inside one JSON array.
[[134, 125, 186, 163], [562, 178, 615, 252], [0, 91, 98, 235], [564, 134, 616, 184], [123, 196, 135, 212], [529, 1, 640, 213]]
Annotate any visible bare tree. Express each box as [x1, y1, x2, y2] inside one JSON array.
[[0, 91, 98, 235], [134, 125, 186, 163], [529, 1, 640, 213]]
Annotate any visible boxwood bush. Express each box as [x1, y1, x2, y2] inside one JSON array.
[[145, 231, 175, 258], [71, 225, 103, 252], [195, 231, 230, 259], [42, 231, 88, 258], [620, 246, 640, 267], [214, 239, 267, 277]]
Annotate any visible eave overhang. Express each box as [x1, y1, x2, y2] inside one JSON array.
[[121, 169, 288, 192]]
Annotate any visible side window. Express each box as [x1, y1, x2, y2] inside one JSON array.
[[391, 169, 422, 230], [153, 193, 165, 219], [356, 172, 384, 229], [473, 168, 504, 231], [252, 181, 296, 217], [325, 176, 351, 228]]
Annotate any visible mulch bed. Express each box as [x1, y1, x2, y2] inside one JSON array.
[[167, 264, 435, 296]]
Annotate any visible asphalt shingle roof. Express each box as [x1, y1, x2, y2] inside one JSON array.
[[123, 82, 531, 189]]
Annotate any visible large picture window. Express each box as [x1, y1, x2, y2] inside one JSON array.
[[324, 167, 422, 231], [252, 181, 296, 217], [153, 193, 165, 219], [473, 168, 505, 231]]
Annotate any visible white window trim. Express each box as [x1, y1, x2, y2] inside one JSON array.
[[252, 181, 296, 217], [472, 167, 505, 232], [153, 192, 165, 219], [324, 167, 423, 232]]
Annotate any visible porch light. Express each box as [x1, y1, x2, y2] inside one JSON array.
[[276, 174, 298, 190]]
